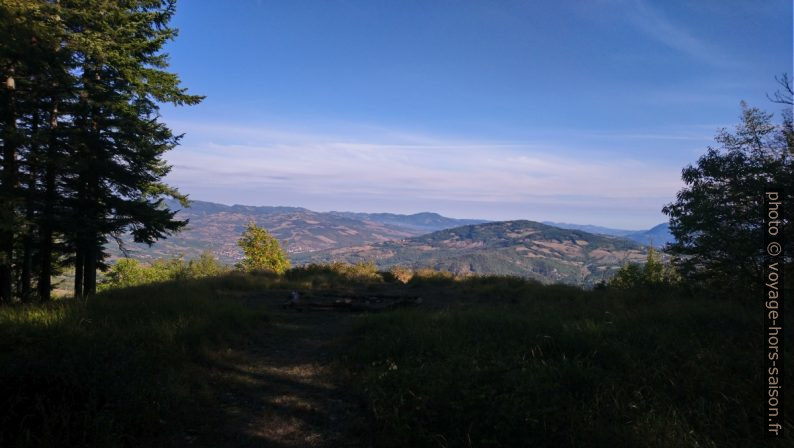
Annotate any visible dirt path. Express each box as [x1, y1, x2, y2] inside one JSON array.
[[192, 292, 368, 447]]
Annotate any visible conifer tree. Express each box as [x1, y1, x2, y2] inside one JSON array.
[[0, 0, 48, 303], [63, 0, 202, 297], [0, 0, 201, 301]]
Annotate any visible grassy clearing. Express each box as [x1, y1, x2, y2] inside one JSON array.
[[343, 283, 794, 447], [2, 267, 792, 447], [0, 266, 388, 447], [0, 276, 267, 448]]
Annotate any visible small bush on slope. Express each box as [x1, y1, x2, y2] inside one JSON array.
[[100, 252, 228, 290]]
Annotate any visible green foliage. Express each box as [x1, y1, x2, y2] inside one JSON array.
[[187, 251, 227, 278], [99, 252, 227, 290], [608, 247, 679, 289], [663, 101, 793, 291], [284, 262, 382, 290], [236, 222, 290, 274], [100, 258, 157, 289], [331, 261, 380, 280], [407, 267, 457, 285]]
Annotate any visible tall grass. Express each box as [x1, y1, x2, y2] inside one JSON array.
[[343, 285, 793, 447], [0, 277, 267, 448], [4, 266, 792, 447]]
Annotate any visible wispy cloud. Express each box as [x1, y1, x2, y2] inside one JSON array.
[[164, 121, 684, 227], [624, 0, 733, 67]]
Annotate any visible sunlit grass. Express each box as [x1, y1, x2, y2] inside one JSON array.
[[0, 303, 71, 326]]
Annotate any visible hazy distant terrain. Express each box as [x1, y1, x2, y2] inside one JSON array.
[[329, 211, 488, 233], [295, 220, 649, 285], [108, 200, 484, 263], [543, 221, 673, 247], [108, 200, 662, 285]]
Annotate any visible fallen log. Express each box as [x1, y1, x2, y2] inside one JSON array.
[[282, 291, 422, 312]]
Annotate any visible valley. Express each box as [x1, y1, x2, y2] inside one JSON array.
[[109, 200, 662, 286]]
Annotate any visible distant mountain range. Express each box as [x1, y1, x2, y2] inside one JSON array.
[[542, 222, 673, 248], [294, 220, 648, 285], [329, 211, 488, 233], [108, 200, 485, 263], [108, 199, 669, 285]]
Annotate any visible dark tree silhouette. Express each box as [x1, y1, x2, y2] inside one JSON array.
[[0, 0, 201, 302], [663, 90, 793, 291]]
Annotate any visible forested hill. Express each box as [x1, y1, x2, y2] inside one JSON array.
[[294, 220, 649, 285], [542, 221, 674, 248]]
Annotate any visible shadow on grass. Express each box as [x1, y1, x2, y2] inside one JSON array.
[[0, 274, 371, 447], [4, 269, 791, 447], [189, 310, 366, 447]]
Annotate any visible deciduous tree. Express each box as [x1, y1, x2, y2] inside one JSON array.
[[237, 222, 290, 274], [662, 94, 793, 291]]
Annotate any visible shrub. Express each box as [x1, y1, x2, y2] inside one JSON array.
[[385, 265, 414, 284], [340, 261, 381, 280], [187, 251, 226, 278], [609, 247, 680, 289], [99, 252, 227, 290], [100, 258, 154, 289], [286, 262, 381, 284], [237, 222, 290, 274], [408, 267, 456, 286]]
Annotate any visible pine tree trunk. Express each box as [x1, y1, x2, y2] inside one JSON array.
[[38, 107, 57, 302], [0, 241, 11, 304], [74, 245, 83, 299], [0, 251, 11, 305], [38, 222, 52, 301], [0, 72, 19, 304], [20, 110, 40, 302], [20, 182, 34, 301], [83, 241, 96, 297]]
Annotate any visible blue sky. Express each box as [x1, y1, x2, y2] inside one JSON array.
[[160, 0, 792, 229]]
